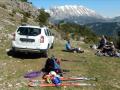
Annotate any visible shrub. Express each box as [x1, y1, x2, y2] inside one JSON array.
[[9, 9, 16, 17], [12, 9, 16, 14], [114, 37, 120, 49], [21, 15, 28, 24], [0, 4, 7, 9], [19, 0, 28, 2], [58, 22, 98, 43], [18, 10, 31, 18], [36, 8, 50, 26], [9, 13, 14, 17]]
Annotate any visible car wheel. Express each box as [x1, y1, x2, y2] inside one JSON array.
[[11, 47, 17, 55], [11, 47, 20, 56], [43, 50, 48, 58], [43, 45, 49, 58], [50, 43, 54, 49]]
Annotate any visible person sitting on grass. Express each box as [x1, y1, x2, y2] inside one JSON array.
[[98, 35, 107, 49], [101, 42, 116, 56], [65, 40, 84, 53]]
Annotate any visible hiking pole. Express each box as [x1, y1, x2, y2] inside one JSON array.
[[29, 76, 97, 84], [60, 76, 97, 81], [39, 83, 95, 87], [28, 81, 95, 87]]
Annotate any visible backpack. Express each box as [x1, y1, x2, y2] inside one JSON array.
[[44, 58, 54, 73], [44, 57, 60, 73]]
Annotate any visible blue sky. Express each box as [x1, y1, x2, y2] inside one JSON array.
[[28, 0, 120, 17]]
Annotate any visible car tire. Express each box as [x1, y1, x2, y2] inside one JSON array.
[[44, 50, 48, 58], [43, 44, 49, 58], [11, 47, 20, 56], [50, 43, 54, 49], [11, 47, 16, 55]]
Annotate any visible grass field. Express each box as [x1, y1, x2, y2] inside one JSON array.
[[0, 38, 120, 90]]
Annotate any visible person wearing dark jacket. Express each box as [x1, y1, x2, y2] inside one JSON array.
[[98, 35, 107, 49]]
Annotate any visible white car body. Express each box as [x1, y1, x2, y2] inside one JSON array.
[[12, 25, 54, 54]]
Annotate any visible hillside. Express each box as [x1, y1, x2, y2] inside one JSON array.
[[0, 0, 39, 28], [86, 22, 120, 36], [0, 0, 38, 17], [0, 38, 120, 90], [112, 16, 120, 22], [0, 0, 40, 47], [0, 1, 120, 90]]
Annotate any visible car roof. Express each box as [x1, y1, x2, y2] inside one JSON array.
[[19, 25, 48, 29]]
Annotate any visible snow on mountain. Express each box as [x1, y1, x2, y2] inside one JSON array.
[[47, 5, 105, 24]]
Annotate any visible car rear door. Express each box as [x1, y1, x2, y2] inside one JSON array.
[[15, 27, 41, 49]]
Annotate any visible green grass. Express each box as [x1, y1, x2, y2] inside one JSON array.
[[0, 38, 120, 90]]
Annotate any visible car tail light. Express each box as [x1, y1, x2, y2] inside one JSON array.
[[12, 33, 16, 41], [40, 36, 44, 43]]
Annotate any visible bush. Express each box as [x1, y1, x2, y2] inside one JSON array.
[[21, 15, 28, 24], [112, 31, 120, 49], [36, 8, 50, 26], [0, 4, 7, 9], [114, 37, 120, 49], [9, 17, 15, 21], [25, 12, 31, 18], [9, 13, 14, 17], [84, 36, 98, 44], [58, 22, 98, 43], [12, 9, 16, 14], [9, 9, 16, 17], [19, 0, 28, 2]]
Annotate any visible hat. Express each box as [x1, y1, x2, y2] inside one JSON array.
[[110, 42, 113, 44], [49, 71, 57, 76]]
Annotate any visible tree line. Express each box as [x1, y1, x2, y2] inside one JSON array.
[[57, 22, 98, 43]]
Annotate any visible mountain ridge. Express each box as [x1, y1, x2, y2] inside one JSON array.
[[47, 5, 106, 24]]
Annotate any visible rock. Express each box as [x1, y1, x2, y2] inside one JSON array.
[[1, 19, 14, 26], [12, 72, 16, 75], [0, 78, 3, 81], [16, 83, 22, 87], [8, 83, 12, 87], [2, 63, 7, 66], [17, 61, 21, 63], [5, 74, 8, 77], [6, 49, 10, 52], [8, 34, 13, 39], [16, 83, 20, 86]]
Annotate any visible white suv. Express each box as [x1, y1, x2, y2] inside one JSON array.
[[11, 25, 54, 57]]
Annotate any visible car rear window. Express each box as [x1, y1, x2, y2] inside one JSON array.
[[17, 27, 41, 36]]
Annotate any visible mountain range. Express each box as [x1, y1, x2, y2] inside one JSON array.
[[47, 5, 106, 24], [47, 5, 120, 36]]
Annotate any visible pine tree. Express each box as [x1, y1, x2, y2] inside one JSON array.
[[20, 0, 28, 2], [36, 9, 50, 26]]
